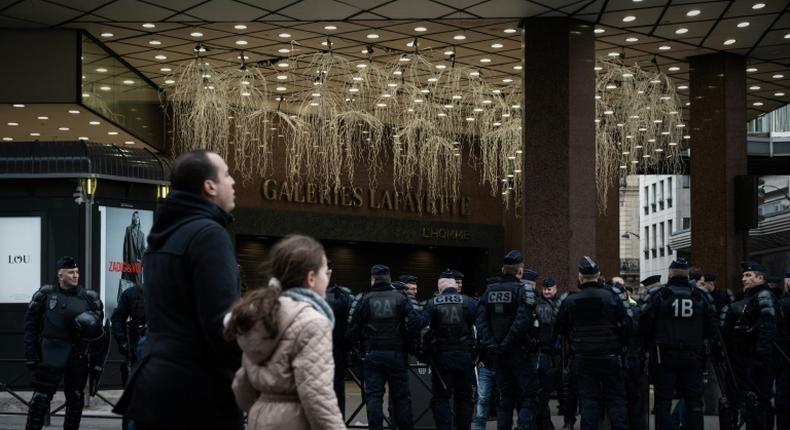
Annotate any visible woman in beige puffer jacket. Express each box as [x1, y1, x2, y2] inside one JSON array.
[[225, 235, 346, 430]]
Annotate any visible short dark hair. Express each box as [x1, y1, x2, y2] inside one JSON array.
[[170, 150, 218, 195]]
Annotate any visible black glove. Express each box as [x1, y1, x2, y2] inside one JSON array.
[[118, 343, 129, 357], [88, 365, 102, 396]]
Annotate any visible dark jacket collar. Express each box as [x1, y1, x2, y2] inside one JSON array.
[[441, 287, 459, 295], [148, 190, 232, 250], [579, 281, 600, 290], [667, 277, 692, 288], [370, 282, 392, 292], [500, 274, 520, 283]]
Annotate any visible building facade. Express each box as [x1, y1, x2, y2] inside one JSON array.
[[639, 174, 691, 283]]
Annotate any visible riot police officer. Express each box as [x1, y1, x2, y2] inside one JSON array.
[[534, 276, 561, 430], [111, 283, 146, 387], [325, 264, 352, 418], [639, 258, 719, 430], [555, 256, 629, 430], [777, 270, 790, 430], [23, 256, 106, 430], [420, 270, 478, 430], [476, 250, 538, 430], [723, 261, 780, 430], [347, 264, 420, 430]]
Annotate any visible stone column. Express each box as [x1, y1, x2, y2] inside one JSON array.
[[688, 53, 747, 292], [523, 19, 596, 290]]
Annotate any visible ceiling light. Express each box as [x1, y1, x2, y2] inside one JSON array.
[[737, 22, 750, 28], [723, 39, 736, 45], [58, 127, 69, 131], [502, 78, 513, 83], [277, 62, 289, 68], [414, 26, 427, 32], [123, 79, 135, 85], [30, 132, 41, 137], [608, 51, 620, 57], [89, 121, 101, 125], [594, 28, 605, 34], [160, 67, 172, 73], [686, 10, 701, 17], [142, 23, 155, 29], [155, 54, 167, 60], [12, 104, 24, 108], [675, 28, 688, 34], [7, 122, 18, 126], [276, 86, 287, 91], [513, 65, 522, 70], [453, 34, 466, 40], [626, 37, 639, 42], [677, 85, 688, 90], [772, 74, 785, 79], [750, 85, 761, 90], [278, 33, 291, 38], [784, 33, 790, 39], [775, 92, 786, 97], [234, 24, 247, 30], [100, 32, 114, 38], [37, 116, 48, 120], [190, 32, 203, 38], [278, 48, 290, 53], [470, 71, 479, 76], [668, 66, 680, 72], [753, 102, 764, 106], [235, 40, 248, 46], [149, 40, 161, 46], [124, 141, 134, 145], [491, 42, 504, 49], [324, 25, 337, 30], [747, 67, 758, 72], [658, 45, 671, 50], [366, 33, 380, 39], [504, 28, 517, 34], [435, 64, 447, 69], [164, 79, 175, 84], [622, 15, 636, 22], [68, 110, 80, 114], [99, 86, 111, 91], [480, 58, 491, 63], [752, 3, 765, 9], [96, 67, 108, 73], [108, 131, 119, 136]]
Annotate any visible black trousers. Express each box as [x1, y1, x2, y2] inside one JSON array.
[[26, 354, 89, 430]]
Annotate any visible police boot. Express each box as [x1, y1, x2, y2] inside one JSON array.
[[25, 392, 51, 430], [63, 389, 84, 430]]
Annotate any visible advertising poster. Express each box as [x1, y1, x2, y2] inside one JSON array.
[[0, 217, 41, 303], [99, 206, 153, 319]]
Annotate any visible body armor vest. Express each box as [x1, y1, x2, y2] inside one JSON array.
[[729, 287, 776, 356], [42, 287, 92, 341], [535, 297, 559, 349], [653, 284, 706, 351], [325, 285, 351, 346], [485, 281, 520, 343], [430, 293, 473, 352], [568, 285, 621, 356], [362, 290, 406, 351], [127, 286, 146, 341]]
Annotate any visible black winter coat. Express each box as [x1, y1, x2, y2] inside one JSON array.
[[114, 191, 243, 429]]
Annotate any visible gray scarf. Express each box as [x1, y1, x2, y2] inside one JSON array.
[[281, 287, 335, 329]]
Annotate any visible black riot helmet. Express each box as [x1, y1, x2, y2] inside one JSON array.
[[73, 311, 104, 341]]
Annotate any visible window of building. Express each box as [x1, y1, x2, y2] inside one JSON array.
[[659, 222, 665, 256], [667, 177, 673, 207], [651, 224, 657, 257], [659, 180, 665, 210], [644, 186, 650, 215], [651, 184, 657, 213], [668, 219, 673, 235], [644, 225, 650, 259], [682, 217, 691, 230], [682, 175, 690, 188]]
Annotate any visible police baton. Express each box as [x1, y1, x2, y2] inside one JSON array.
[[429, 358, 448, 392]]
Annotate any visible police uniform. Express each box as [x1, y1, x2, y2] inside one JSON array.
[[23, 257, 106, 430], [639, 259, 719, 430], [420, 270, 478, 430], [533, 276, 560, 430], [723, 261, 780, 430], [346, 264, 420, 430], [555, 256, 628, 430], [776, 270, 790, 430], [325, 282, 352, 417], [476, 250, 538, 430], [110, 283, 146, 386], [472, 276, 503, 430]]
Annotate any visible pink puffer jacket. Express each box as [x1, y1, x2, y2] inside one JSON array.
[[232, 297, 345, 430]]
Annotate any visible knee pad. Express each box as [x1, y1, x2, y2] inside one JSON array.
[[64, 388, 85, 411], [25, 392, 52, 430]]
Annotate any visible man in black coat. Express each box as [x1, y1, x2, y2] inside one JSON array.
[[114, 150, 243, 430]]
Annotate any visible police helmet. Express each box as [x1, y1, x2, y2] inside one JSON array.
[[73, 311, 104, 341]]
